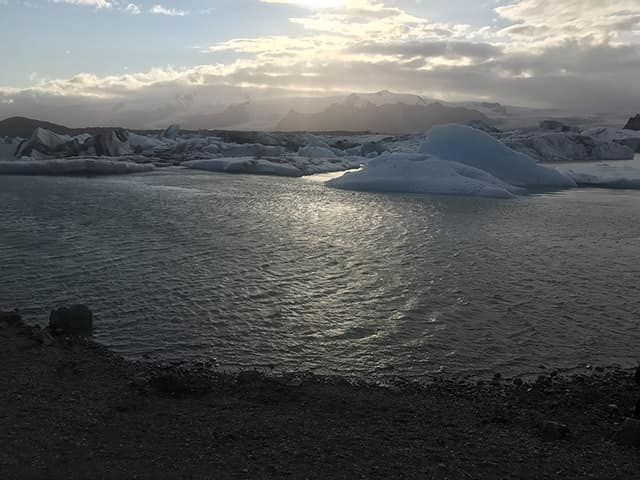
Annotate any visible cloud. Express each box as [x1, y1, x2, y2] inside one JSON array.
[[51, 0, 112, 8], [2, 0, 640, 125], [123, 2, 140, 15], [149, 4, 186, 16]]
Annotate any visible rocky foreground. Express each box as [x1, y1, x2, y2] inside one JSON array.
[[1, 311, 640, 480]]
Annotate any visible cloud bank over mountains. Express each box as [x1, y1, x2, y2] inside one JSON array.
[[1, 0, 639, 127]]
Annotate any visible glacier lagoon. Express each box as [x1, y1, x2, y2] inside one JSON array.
[[1, 165, 640, 379]]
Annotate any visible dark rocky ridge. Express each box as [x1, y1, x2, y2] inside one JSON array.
[[1, 310, 640, 479], [276, 102, 489, 134]]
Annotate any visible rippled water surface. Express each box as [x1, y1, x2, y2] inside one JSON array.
[[1, 168, 639, 379]]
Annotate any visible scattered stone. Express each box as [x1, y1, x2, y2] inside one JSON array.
[[539, 421, 570, 441], [237, 370, 264, 385], [624, 114, 640, 131], [0, 310, 22, 327], [149, 373, 194, 397], [613, 418, 640, 447], [513, 378, 523, 386], [49, 305, 93, 336]]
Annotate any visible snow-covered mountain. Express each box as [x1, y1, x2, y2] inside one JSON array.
[[275, 101, 488, 134]]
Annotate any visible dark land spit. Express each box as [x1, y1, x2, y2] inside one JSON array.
[[1, 311, 639, 480]]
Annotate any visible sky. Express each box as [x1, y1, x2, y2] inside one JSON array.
[[1, 0, 640, 125]]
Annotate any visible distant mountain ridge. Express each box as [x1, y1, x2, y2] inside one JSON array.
[[0, 117, 74, 138], [276, 101, 488, 134]]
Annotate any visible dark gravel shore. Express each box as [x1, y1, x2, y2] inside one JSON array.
[[1, 313, 639, 480]]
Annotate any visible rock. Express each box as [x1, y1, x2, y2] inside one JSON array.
[[0, 310, 22, 327], [539, 421, 570, 441], [49, 305, 93, 336], [237, 370, 264, 384], [613, 418, 640, 446], [149, 373, 194, 397], [623, 114, 640, 131]]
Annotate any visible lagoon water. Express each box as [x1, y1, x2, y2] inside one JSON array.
[[1, 166, 639, 379]]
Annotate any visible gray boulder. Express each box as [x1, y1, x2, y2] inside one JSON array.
[[614, 418, 640, 447], [49, 305, 93, 335], [538, 420, 570, 441]]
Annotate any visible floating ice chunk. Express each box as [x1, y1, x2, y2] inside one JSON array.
[[419, 124, 575, 187], [184, 157, 302, 177], [499, 130, 634, 162], [301, 134, 332, 149], [0, 158, 154, 175], [298, 146, 341, 159], [327, 152, 523, 199], [128, 132, 172, 152], [556, 164, 640, 189], [581, 127, 640, 153], [161, 124, 181, 140], [292, 155, 365, 175]]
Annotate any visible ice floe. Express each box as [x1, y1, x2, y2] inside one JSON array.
[[419, 124, 575, 188], [327, 152, 523, 199], [0, 158, 154, 175], [556, 164, 640, 189]]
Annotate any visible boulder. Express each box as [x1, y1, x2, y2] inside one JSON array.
[[613, 418, 640, 447], [538, 420, 570, 441], [0, 310, 22, 327], [624, 114, 640, 131], [49, 305, 93, 335]]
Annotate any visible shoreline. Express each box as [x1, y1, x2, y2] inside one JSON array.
[[2, 312, 640, 479]]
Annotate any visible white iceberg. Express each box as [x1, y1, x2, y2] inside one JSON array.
[[556, 164, 640, 189], [184, 157, 303, 177], [0, 158, 154, 175], [297, 145, 341, 159], [327, 152, 523, 199], [292, 155, 365, 175], [498, 130, 634, 162], [581, 127, 640, 153], [419, 125, 575, 187]]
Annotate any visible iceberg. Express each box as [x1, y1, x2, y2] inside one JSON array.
[[0, 158, 154, 175], [327, 152, 523, 199], [184, 157, 303, 177], [556, 164, 640, 189], [419, 125, 575, 187], [581, 127, 640, 153], [298, 145, 341, 159], [292, 155, 365, 175], [499, 130, 634, 162]]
